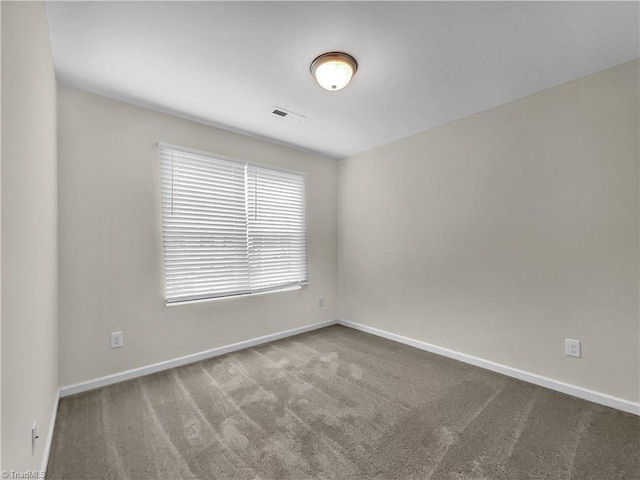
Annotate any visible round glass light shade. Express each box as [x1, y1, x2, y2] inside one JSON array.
[[311, 52, 358, 91]]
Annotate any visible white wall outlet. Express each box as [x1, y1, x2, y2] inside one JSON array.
[[32, 422, 39, 455], [318, 297, 324, 307], [565, 338, 581, 358], [110, 331, 124, 349]]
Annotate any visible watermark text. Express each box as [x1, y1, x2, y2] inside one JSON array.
[[1, 471, 46, 479]]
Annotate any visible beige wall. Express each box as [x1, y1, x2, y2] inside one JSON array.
[[57, 86, 338, 387], [0, 1, 3, 471], [338, 60, 640, 403], [1, 1, 59, 471]]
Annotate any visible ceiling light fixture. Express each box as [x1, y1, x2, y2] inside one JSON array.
[[310, 52, 358, 91]]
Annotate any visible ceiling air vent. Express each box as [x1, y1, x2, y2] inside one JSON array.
[[272, 106, 306, 124]]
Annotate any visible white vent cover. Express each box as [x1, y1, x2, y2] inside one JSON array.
[[272, 106, 306, 123]]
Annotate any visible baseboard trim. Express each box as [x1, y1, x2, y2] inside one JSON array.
[[58, 317, 639, 415], [338, 319, 640, 416], [60, 319, 338, 397], [41, 388, 60, 475]]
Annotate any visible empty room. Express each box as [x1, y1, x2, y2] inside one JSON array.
[[1, 1, 639, 479]]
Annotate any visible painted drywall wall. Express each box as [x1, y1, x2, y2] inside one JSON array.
[[1, 1, 58, 471], [338, 60, 639, 403], [57, 86, 338, 387], [0, 1, 3, 471]]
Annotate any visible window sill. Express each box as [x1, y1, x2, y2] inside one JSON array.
[[165, 285, 304, 307]]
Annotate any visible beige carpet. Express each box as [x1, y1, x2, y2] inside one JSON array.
[[47, 325, 639, 480]]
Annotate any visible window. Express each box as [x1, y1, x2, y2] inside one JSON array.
[[160, 144, 308, 303]]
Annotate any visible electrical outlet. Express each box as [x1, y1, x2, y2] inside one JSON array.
[[565, 338, 581, 358], [318, 297, 324, 307], [110, 331, 124, 349], [32, 422, 39, 455]]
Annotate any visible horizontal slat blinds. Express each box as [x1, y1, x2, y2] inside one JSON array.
[[161, 148, 250, 302], [160, 145, 307, 303], [247, 165, 308, 292]]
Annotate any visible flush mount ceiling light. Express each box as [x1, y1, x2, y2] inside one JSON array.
[[310, 52, 358, 91]]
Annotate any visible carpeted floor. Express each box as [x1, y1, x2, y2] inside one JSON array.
[[47, 325, 640, 480]]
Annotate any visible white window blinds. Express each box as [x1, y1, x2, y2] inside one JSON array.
[[160, 145, 308, 303], [247, 165, 307, 293]]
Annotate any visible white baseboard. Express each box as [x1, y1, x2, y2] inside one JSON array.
[[58, 316, 639, 416], [59, 319, 338, 397], [41, 388, 60, 476], [338, 319, 640, 416]]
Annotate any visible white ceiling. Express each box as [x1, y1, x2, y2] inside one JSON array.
[[45, 1, 639, 160]]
